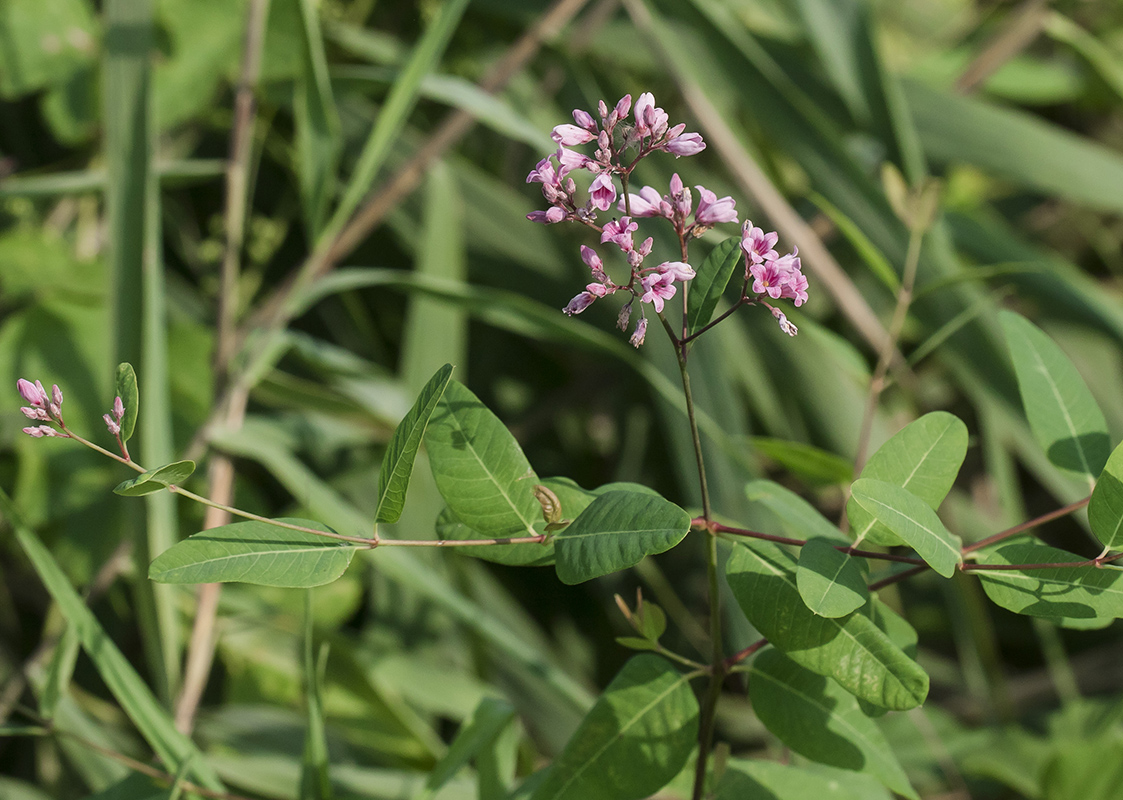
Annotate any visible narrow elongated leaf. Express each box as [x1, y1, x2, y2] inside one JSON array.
[[1087, 440, 1123, 550], [375, 363, 453, 523], [112, 460, 196, 496], [148, 519, 357, 587], [686, 236, 742, 336], [415, 698, 515, 800], [424, 379, 540, 539], [300, 595, 330, 800], [746, 480, 848, 543], [796, 538, 869, 618], [849, 479, 962, 578], [749, 650, 918, 799], [975, 542, 1123, 619], [716, 759, 865, 800], [751, 437, 853, 486], [554, 491, 690, 584], [0, 488, 224, 791], [529, 654, 698, 800], [726, 540, 928, 709], [294, 0, 340, 237], [114, 362, 139, 443], [850, 411, 967, 546], [1000, 311, 1109, 483]]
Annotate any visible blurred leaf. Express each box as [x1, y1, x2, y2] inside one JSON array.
[[1088, 440, 1123, 550], [148, 518, 357, 587], [851, 411, 968, 546], [300, 597, 331, 800], [906, 80, 1123, 214], [375, 363, 453, 524], [1000, 311, 1109, 485], [746, 480, 848, 543], [112, 459, 195, 496], [715, 759, 865, 800], [751, 437, 853, 486], [808, 191, 898, 293], [0, 0, 97, 97], [975, 542, 1123, 619], [748, 649, 918, 799], [424, 379, 541, 539], [686, 236, 741, 336], [328, 0, 471, 238], [1045, 13, 1123, 104], [39, 621, 79, 721], [1, 488, 225, 791], [796, 538, 869, 618], [1042, 735, 1123, 800], [726, 539, 928, 709], [849, 479, 962, 578], [553, 491, 691, 585], [294, 0, 341, 237], [414, 698, 516, 800], [528, 655, 698, 800]]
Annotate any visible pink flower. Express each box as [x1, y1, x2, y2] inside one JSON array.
[[658, 261, 696, 282], [556, 147, 589, 174], [614, 94, 632, 121], [640, 272, 677, 313], [21, 406, 49, 421], [104, 414, 121, 436], [668, 174, 691, 218], [619, 186, 668, 218], [634, 92, 669, 138], [694, 186, 737, 225], [527, 207, 567, 224], [526, 157, 558, 186], [750, 261, 785, 299], [630, 317, 648, 348], [113, 396, 125, 420], [589, 173, 617, 212], [772, 308, 798, 336], [552, 124, 595, 147], [741, 221, 779, 264], [663, 132, 706, 156], [23, 425, 60, 438], [780, 270, 808, 307], [580, 245, 608, 282], [17, 378, 48, 408], [601, 216, 638, 251], [770, 247, 800, 275], [572, 108, 597, 131], [563, 292, 597, 315]]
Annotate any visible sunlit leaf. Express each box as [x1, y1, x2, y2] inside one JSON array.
[[849, 479, 962, 578], [796, 538, 869, 618], [975, 542, 1123, 619], [1087, 440, 1123, 550], [113, 460, 196, 497]]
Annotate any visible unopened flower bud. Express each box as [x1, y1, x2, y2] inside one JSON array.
[[52, 384, 63, 407], [23, 425, 59, 438], [617, 303, 633, 331], [772, 308, 798, 337], [630, 317, 648, 348], [48, 402, 61, 420], [21, 407, 49, 421], [114, 396, 125, 420], [104, 413, 121, 436], [17, 378, 48, 408]]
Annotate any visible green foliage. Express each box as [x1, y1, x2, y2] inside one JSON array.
[[528, 655, 699, 800], [686, 236, 742, 336], [726, 540, 928, 710], [975, 542, 1123, 619], [796, 538, 869, 618], [114, 362, 139, 444], [1087, 439, 1123, 550], [554, 491, 691, 585], [112, 460, 195, 496], [374, 363, 453, 524], [1000, 311, 1110, 484], [148, 519, 356, 587], [748, 649, 917, 799], [849, 479, 962, 578]]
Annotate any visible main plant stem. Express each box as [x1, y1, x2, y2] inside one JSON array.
[[662, 323, 722, 800]]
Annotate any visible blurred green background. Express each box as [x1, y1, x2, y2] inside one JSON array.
[[3, 0, 1123, 797]]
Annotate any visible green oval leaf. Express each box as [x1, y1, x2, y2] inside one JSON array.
[[148, 518, 356, 587], [686, 236, 742, 336], [113, 459, 196, 497], [1088, 439, 1123, 550], [424, 379, 540, 538], [975, 542, 1123, 619], [554, 491, 690, 585], [749, 650, 918, 800], [1000, 311, 1110, 483], [529, 654, 699, 800], [375, 363, 453, 524], [114, 361, 139, 443], [431, 476, 595, 566], [849, 479, 962, 578], [726, 540, 928, 709], [850, 411, 967, 546], [796, 538, 869, 618]]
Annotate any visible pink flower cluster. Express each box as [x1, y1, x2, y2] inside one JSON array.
[[17, 378, 67, 438], [526, 92, 707, 228], [742, 220, 808, 309]]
